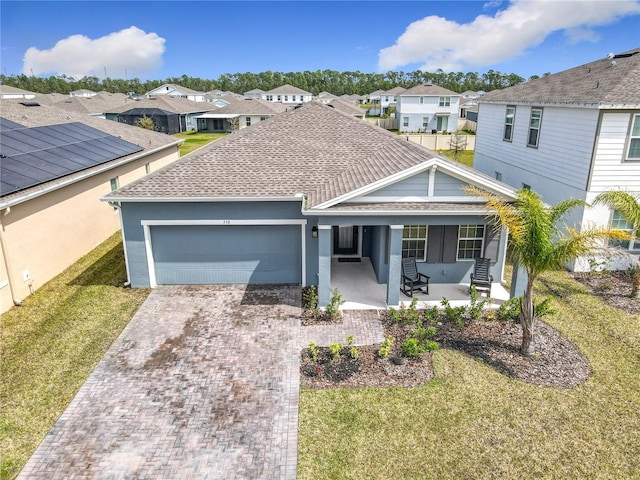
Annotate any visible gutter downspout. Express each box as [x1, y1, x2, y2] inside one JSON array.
[[108, 201, 131, 287], [0, 210, 23, 305]]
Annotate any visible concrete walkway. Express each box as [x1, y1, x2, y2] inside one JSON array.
[[18, 285, 384, 480]]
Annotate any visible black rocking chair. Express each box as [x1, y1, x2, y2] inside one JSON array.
[[469, 257, 493, 296], [401, 257, 430, 297]]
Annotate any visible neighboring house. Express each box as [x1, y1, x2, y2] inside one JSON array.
[[69, 89, 97, 98], [380, 86, 406, 115], [316, 91, 339, 104], [203, 94, 241, 108], [0, 100, 182, 313], [104, 96, 211, 133], [327, 98, 366, 119], [474, 47, 640, 270], [341, 93, 365, 104], [396, 84, 460, 133], [46, 92, 129, 118], [0, 85, 36, 99], [145, 84, 206, 102], [194, 98, 285, 132], [366, 89, 385, 116], [262, 84, 313, 104], [103, 102, 516, 308], [243, 89, 264, 99]]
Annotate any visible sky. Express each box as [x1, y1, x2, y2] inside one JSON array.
[[1, 0, 639, 82]]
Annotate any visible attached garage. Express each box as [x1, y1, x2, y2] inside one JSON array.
[[143, 221, 305, 286]]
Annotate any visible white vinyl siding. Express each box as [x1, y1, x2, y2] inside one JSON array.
[[590, 112, 640, 192]]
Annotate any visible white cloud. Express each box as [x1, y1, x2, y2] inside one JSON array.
[[23, 26, 165, 79], [378, 0, 640, 72]]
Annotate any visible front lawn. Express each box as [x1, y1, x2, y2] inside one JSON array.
[[0, 233, 151, 480], [298, 270, 640, 479], [173, 131, 226, 156], [438, 149, 474, 167]]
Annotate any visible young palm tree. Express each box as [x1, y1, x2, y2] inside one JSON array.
[[465, 186, 630, 356], [594, 190, 640, 298]]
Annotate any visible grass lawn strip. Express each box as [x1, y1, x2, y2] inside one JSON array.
[[173, 131, 226, 156], [298, 269, 640, 479], [0, 233, 151, 480]]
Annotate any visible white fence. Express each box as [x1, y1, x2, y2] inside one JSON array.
[[402, 133, 476, 150]]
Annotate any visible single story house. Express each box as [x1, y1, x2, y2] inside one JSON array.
[[0, 85, 36, 99], [0, 100, 181, 313], [103, 102, 516, 307], [104, 96, 211, 134], [194, 98, 286, 132]]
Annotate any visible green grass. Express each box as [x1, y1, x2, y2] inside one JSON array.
[[0, 232, 151, 480], [298, 269, 640, 479], [173, 131, 226, 156], [438, 149, 475, 167]]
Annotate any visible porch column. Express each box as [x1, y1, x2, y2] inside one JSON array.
[[318, 225, 332, 307], [386, 225, 404, 307]]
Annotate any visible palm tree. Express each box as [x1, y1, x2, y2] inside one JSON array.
[[466, 187, 631, 356], [594, 190, 640, 298]]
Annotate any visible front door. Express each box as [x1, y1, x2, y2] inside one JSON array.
[[333, 226, 359, 255]]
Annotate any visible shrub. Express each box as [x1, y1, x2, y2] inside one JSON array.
[[496, 295, 521, 321], [308, 341, 319, 362], [423, 305, 441, 322], [378, 335, 394, 358], [303, 286, 319, 318], [441, 297, 466, 327], [346, 334, 355, 346], [468, 286, 490, 320], [534, 296, 557, 318], [388, 297, 420, 324], [402, 337, 425, 358], [349, 347, 359, 359], [325, 288, 345, 321], [329, 342, 342, 361]]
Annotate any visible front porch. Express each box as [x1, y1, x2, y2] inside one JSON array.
[[331, 258, 509, 311]]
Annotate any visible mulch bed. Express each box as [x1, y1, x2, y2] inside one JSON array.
[[300, 272, 638, 390], [570, 270, 640, 315]]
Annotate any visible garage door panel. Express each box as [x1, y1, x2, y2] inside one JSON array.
[[152, 225, 301, 285]]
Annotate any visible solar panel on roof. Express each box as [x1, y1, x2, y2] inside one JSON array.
[[0, 118, 143, 197]]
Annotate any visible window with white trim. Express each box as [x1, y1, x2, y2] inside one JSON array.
[[403, 117, 409, 127], [503, 106, 515, 141], [436, 115, 448, 132], [419, 96, 424, 104], [422, 117, 429, 128], [402, 225, 427, 261], [527, 107, 543, 148], [457, 225, 485, 260], [277, 95, 281, 101], [145, 163, 151, 174], [284, 95, 288, 101], [266, 95, 273, 101], [610, 210, 637, 250], [626, 114, 640, 160], [246, 116, 251, 127], [110, 177, 119, 191], [439, 96, 451, 107]]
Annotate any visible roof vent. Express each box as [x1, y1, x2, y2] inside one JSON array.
[[611, 60, 617, 67], [607, 52, 615, 59], [19, 101, 40, 107]]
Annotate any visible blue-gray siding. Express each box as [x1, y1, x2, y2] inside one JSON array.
[[152, 224, 301, 284]]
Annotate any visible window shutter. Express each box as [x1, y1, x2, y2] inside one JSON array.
[[483, 225, 500, 262], [426, 225, 458, 263], [442, 225, 458, 263]]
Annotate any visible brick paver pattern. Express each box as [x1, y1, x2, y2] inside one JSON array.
[[18, 285, 384, 479]]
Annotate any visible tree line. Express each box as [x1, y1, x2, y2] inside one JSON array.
[[0, 69, 538, 97]]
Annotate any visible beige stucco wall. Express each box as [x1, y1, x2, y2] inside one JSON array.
[[0, 146, 179, 314]]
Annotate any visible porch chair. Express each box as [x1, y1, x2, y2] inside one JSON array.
[[469, 257, 493, 296], [401, 257, 430, 297]]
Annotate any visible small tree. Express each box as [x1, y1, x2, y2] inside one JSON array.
[[465, 186, 630, 356], [594, 190, 640, 298], [449, 132, 467, 161], [135, 115, 155, 131]]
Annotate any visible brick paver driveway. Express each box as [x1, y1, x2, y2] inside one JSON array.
[[19, 285, 303, 479]]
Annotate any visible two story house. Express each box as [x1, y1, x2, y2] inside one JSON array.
[[396, 84, 460, 133], [474, 47, 640, 270], [262, 84, 313, 104], [145, 84, 206, 102], [380, 86, 406, 116]]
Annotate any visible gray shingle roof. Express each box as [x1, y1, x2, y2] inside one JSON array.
[[327, 98, 365, 116], [146, 84, 204, 96], [265, 84, 312, 95], [479, 48, 640, 107], [207, 98, 284, 115], [0, 85, 36, 95], [0, 100, 181, 207], [106, 102, 451, 207], [105, 96, 211, 114], [400, 84, 459, 96]]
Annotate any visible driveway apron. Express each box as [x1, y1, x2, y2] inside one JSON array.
[[18, 285, 302, 479]]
